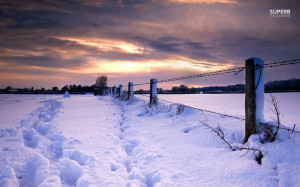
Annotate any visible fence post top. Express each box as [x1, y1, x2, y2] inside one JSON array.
[[114, 85, 117, 88], [119, 84, 123, 87], [129, 82, 134, 86], [247, 57, 264, 65], [151, 78, 158, 83]]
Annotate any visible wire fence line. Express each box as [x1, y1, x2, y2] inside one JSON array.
[[138, 93, 245, 120], [136, 94, 300, 134], [263, 59, 300, 69], [124, 59, 300, 87], [113, 58, 300, 134]]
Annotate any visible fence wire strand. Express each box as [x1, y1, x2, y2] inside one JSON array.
[[115, 58, 300, 133], [157, 59, 300, 83], [136, 94, 300, 134], [121, 59, 300, 87]]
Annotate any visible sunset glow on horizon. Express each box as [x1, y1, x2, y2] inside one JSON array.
[[0, 0, 299, 89]]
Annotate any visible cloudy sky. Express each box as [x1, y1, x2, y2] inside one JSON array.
[[0, 0, 299, 90]]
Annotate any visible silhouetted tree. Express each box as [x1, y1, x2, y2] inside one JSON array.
[[61, 85, 69, 92], [52, 87, 58, 92], [172, 85, 189, 93], [157, 88, 164, 93], [5, 86, 12, 92], [95, 75, 107, 95]]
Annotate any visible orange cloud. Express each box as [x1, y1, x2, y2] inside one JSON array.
[[1, 48, 45, 57], [80, 56, 234, 75], [167, 56, 234, 72], [56, 37, 146, 54]]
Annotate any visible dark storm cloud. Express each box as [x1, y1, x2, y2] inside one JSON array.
[[210, 32, 300, 64], [0, 55, 86, 68], [121, 0, 150, 5], [149, 40, 181, 53], [147, 39, 210, 54], [132, 36, 216, 61]]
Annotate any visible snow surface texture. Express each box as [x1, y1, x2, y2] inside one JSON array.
[[0, 94, 299, 186]]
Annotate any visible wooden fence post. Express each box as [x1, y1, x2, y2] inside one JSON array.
[[113, 85, 117, 97], [119, 84, 123, 98], [245, 57, 265, 142], [128, 82, 134, 100], [150, 78, 158, 108]]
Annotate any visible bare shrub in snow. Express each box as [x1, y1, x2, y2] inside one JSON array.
[[200, 120, 263, 164], [257, 94, 284, 143], [176, 104, 185, 115], [268, 94, 281, 142], [143, 101, 149, 114], [256, 123, 274, 143], [200, 121, 232, 149], [141, 101, 169, 116]]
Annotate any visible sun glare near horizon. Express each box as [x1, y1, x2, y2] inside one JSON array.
[[80, 59, 233, 74]]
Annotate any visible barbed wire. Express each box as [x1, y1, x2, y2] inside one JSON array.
[[135, 94, 300, 133], [137, 93, 246, 120], [134, 82, 150, 86], [120, 59, 300, 87], [158, 67, 245, 83], [158, 59, 300, 84], [263, 59, 300, 69], [116, 58, 300, 131]]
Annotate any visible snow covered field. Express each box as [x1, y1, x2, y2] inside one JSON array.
[[0, 94, 300, 186]]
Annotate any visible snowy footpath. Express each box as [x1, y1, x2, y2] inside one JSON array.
[[0, 94, 299, 187]]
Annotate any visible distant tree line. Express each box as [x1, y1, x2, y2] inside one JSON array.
[[135, 78, 300, 94], [0, 84, 97, 94], [0, 75, 108, 95], [264, 78, 300, 92], [1, 78, 299, 94]]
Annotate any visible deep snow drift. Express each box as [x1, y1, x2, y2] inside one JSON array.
[[0, 94, 299, 187]]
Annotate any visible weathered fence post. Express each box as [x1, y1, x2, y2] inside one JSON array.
[[149, 78, 158, 108], [119, 84, 123, 98], [127, 82, 134, 100], [245, 57, 265, 142], [113, 85, 117, 97], [109, 87, 112, 95]]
